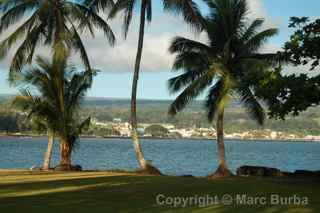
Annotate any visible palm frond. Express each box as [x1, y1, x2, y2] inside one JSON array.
[[109, 0, 136, 38], [0, 11, 39, 59], [169, 36, 211, 71], [168, 70, 204, 94], [65, 70, 94, 113], [0, 0, 38, 34], [237, 85, 266, 125], [69, 2, 115, 45], [169, 36, 211, 54], [243, 28, 278, 53], [163, 0, 204, 31], [146, 0, 152, 22], [168, 67, 218, 116], [205, 79, 225, 121], [8, 23, 43, 75], [205, 0, 249, 37], [249, 52, 291, 67], [78, 117, 91, 134], [84, 0, 114, 12], [241, 18, 264, 42]]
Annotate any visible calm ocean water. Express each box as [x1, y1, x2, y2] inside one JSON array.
[[0, 137, 319, 177]]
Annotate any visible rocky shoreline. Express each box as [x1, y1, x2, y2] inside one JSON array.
[[237, 165, 320, 179]]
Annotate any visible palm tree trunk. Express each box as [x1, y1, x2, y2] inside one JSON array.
[[209, 108, 232, 178], [131, 1, 147, 170], [217, 108, 227, 166], [59, 134, 72, 170], [130, 1, 160, 175], [42, 131, 54, 170], [53, 10, 70, 171]]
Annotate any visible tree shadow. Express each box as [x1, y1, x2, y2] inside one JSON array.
[[0, 174, 318, 213]]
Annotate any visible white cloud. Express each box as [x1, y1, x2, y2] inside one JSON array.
[[76, 13, 201, 73], [0, 1, 282, 74], [80, 1, 281, 73]]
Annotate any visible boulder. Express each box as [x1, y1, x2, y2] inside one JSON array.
[[237, 165, 281, 177], [71, 165, 82, 171], [237, 166, 320, 179], [180, 175, 195, 178], [293, 170, 320, 178], [54, 164, 82, 171]]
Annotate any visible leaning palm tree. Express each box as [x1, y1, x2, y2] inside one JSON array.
[[12, 55, 93, 170], [168, 0, 282, 178], [0, 0, 115, 75], [13, 97, 56, 170], [85, 0, 204, 174]]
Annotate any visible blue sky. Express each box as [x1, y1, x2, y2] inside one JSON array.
[[0, 0, 319, 99]]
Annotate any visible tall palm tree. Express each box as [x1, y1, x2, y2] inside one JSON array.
[[168, 0, 282, 178], [0, 0, 114, 170], [85, 0, 204, 174], [12, 55, 93, 170], [0, 0, 115, 75]]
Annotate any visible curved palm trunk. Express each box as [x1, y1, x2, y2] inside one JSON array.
[[130, 2, 160, 174], [59, 134, 72, 170], [42, 131, 54, 170], [209, 108, 232, 178], [131, 1, 147, 169]]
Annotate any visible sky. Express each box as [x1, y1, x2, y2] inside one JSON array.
[[0, 0, 319, 99]]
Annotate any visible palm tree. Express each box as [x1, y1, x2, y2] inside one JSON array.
[[168, 0, 282, 178], [1, 0, 113, 170], [85, 0, 204, 174], [12, 55, 93, 170], [0, 0, 115, 75]]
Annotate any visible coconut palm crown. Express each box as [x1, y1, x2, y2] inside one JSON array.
[[0, 0, 115, 77], [12, 55, 93, 169]]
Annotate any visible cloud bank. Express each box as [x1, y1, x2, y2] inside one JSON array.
[[80, 0, 281, 73], [0, 0, 282, 73]]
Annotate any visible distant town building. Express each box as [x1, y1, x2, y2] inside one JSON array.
[[113, 118, 122, 123]]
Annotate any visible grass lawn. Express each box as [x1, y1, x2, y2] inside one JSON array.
[[0, 170, 319, 213]]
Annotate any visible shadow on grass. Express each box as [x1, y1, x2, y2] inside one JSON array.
[[0, 174, 319, 213]]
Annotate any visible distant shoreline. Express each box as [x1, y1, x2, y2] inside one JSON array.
[[0, 133, 319, 143]]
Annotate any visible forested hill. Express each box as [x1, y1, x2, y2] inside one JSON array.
[[1, 94, 320, 136], [0, 94, 241, 110]]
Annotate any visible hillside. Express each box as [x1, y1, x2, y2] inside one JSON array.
[[0, 94, 319, 137]]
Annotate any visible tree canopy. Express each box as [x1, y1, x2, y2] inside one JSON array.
[[284, 17, 320, 70], [145, 124, 169, 137], [12, 55, 93, 148], [255, 17, 320, 119]]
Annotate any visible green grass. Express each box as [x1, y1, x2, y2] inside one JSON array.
[[0, 170, 319, 213]]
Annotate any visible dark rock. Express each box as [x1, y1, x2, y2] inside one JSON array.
[[54, 164, 82, 171], [237, 165, 281, 177], [237, 166, 320, 179], [180, 175, 194, 178], [294, 170, 320, 178], [71, 165, 82, 171]]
